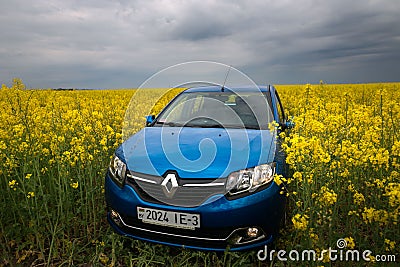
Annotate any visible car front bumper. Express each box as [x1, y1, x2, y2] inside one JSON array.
[[105, 171, 286, 251]]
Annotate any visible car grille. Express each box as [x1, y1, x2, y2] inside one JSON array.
[[125, 171, 226, 207]]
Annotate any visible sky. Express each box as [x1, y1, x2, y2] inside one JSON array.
[[1, 0, 399, 89]]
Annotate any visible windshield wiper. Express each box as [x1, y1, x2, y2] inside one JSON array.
[[154, 121, 184, 127], [223, 124, 261, 130], [184, 123, 260, 129], [156, 121, 260, 129], [186, 123, 225, 128], [244, 125, 261, 130]]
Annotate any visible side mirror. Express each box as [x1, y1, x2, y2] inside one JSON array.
[[285, 116, 295, 129], [145, 115, 155, 126], [279, 116, 295, 131]]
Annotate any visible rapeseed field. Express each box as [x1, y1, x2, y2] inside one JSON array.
[[1, 79, 398, 266]]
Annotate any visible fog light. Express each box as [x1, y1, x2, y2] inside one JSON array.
[[228, 227, 265, 245], [110, 209, 122, 227], [247, 227, 259, 238]]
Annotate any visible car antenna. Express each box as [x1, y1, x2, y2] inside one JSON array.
[[221, 66, 231, 92]]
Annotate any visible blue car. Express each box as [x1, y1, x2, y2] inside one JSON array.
[[105, 85, 289, 251]]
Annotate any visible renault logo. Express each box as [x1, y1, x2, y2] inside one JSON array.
[[161, 173, 179, 198]]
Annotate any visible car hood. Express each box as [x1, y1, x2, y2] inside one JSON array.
[[117, 127, 276, 178]]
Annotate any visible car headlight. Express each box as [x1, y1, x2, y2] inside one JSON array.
[[109, 155, 127, 186], [226, 162, 276, 197]]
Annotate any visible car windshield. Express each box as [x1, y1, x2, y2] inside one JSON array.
[[155, 91, 274, 130]]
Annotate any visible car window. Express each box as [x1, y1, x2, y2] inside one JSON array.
[[274, 91, 285, 123]]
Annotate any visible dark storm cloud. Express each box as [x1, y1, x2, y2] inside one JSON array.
[[0, 0, 399, 88]]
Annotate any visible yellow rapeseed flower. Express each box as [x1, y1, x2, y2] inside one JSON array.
[[318, 186, 337, 206], [273, 174, 283, 186], [384, 183, 400, 208], [292, 171, 303, 182], [8, 180, 18, 190], [292, 213, 309, 231], [384, 239, 395, 251], [344, 237, 355, 249], [353, 192, 365, 205], [70, 181, 79, 189], [362, 207, 389, 225]]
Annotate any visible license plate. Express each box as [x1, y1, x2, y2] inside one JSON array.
[[137, 207, 200, 230]]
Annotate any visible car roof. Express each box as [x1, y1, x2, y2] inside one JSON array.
[[183, 85, 270, 93]]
